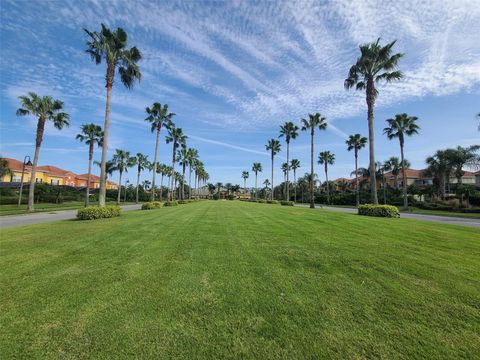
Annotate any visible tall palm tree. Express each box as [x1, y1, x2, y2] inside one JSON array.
[[76, 123, 103, 207], [281, 162, 289, 199], [265, 139, 281, 200], [383, 113, 420, 208], [345, 38, 404, 204], [383, 156, 410, 190], [84, 24, 142, 207], [241, 171, 249, 193], [166, 126, 187, 200], [425, 150, 449, 200], [251, 162, 262, 200], [186, 148, 199, 199], [145, 102, 175, 201], [263, 179, 271, 199], [290, 159, 300, 203], [279, 121, 299, 200], [16, 93, 69, 211], [194, 160, 204, 198], [134, 153, 149, 204], [301, 113, 327, 208], [112, 149, 135, 204], [95, 159, 117, 182], [177, 147, 189, 200], [346, 134, 367, 206], [318, 151, 335, 205]]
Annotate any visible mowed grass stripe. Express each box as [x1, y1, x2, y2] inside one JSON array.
[[0, 201, 479, 359]]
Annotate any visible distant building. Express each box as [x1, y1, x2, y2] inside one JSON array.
[[0, 157, 118, 189]]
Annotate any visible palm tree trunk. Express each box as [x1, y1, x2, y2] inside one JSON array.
[[160, 174, 164, 201], [293, 169, 297, 203], [86, 143, 93, 207], [355, 148, 359, 206], [135, 168, 141, 204], [117, 170, 123, 205], [400, 140, 408, 208], [286, 141, 290, 200], [27, 116, 46, 212], [182, 163, 186, 200], [151, 127, 160, 201], [271, 154, 274, 201], [457, 174, 463, 206], [170, 143, 176, 201], [255, 172, 258, 200], [366, 79, 378, 204], [310, 130, 315, 209], [325, 164, 329, 205], [188, 165, 192, 199], [99, 66, 114, 207]]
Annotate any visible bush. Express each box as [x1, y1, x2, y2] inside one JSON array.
[[77, 205, 121, 220], [280, 201, 294, 206], [358, 204, 400, 218], [267, 200, 279, 204], [164, 201, 178, 207], [212, 193, 220, 200], [226, 194, 235, 200], [141, 201, 163, 210], [257, 199, 266, 203]]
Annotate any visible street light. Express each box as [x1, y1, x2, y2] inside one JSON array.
[[124, 179, 129, 203], [17, 155, 32, 207]]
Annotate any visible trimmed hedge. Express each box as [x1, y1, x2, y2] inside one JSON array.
[[358, 204, 400, 218], [164, 201, 179, 207], [77, 205, 121, 220], [257, 199, 266, 203], [267, 200, 279, 204], [280, 201, 294, 206], [141, 201, 164, 210]]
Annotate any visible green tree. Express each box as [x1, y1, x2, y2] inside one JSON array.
[[76, 123, 103, 206], [301, 113, 327, 208], [290, 159, 300, 203], [177, 147, 189, 200], [425, 150, 449, 199], [166, 126, 187, 200], [134, 153, 149, 204], [318, 151, 335, 205], [241, 171, 249, 192], [345, 38, 404, 204], [16, 93, 70, 211], [251, 162, 262, 200], [0, 157, 11, 179], [112, 149, 135, 204], [281, 162, 289, 199], [445, 146, 480, 206], [346, 134, 367, 206], [186, 148, 199, 199], [265, 139, 281, 201], [383, 113, 420, 208], [279, 121, 299, 200], [145, 102, 175, 201], [84, 24, 142, 206]]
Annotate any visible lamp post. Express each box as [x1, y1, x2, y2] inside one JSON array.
[[124, 179, 129, 203], [17, 155, 32, 207]]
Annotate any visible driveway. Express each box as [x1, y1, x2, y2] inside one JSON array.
[[0, 204, 142, 229], [295, 204, 480, 228]]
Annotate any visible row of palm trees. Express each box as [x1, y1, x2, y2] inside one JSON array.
[[16, 24, 210, 211]]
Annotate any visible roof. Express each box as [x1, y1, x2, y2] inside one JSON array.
[[77, 173, 100, 181], [3, 157, 31, 172], [36, 165, 72, 177], [385, 168, 425, 178]]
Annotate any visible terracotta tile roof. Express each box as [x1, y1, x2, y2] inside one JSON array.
[[385, 168, 425, 178], [36, 165, 71, 177], [3, 157, 31, 172], [77, 173, 100, 181]]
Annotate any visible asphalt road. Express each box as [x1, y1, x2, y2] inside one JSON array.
[[0, 204, 142, 229], [295, 204, 480, 228], [1, 203, 479, 229]]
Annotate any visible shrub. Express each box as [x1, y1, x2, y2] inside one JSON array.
[[257, 199, 266, 203], [358, 204, 400, 218], [77, 205, 121, 220], [141, 201, 164, 210], [280, 201, 294, 206], [267, 200, 279, 204], [212, 193, 220, 200], [164, 201, 178, 207], [178, 200, 192, 204], [226, 194, 235, 200]]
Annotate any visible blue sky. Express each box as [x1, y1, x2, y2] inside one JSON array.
[[1, 0, 479, 186]]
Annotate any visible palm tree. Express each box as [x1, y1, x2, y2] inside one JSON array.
[[216, 182, 223, 197], [241, 171, 249, 193], [445, 146, 480, 205], [194, 160, 204, 198], [186, 148, 199, 199], [145, 102, 175, 201], [95, 159, 116, 182], [76, 123, 103, 206], [281, 162, 289, 199], [301, 113, 327, 208], [425, 150, 449, 199], [383, 156, 411, 190], [346, 134, 367, 206], [166, 126, 187, 200], [177, 147, 189, 200], [142, 179, 151, 191], [251, 162, 262, 200], [112, 149, 135, 204], [263, 179, 271, 199], [345, 38, 404, 204], [16, 93, 69, 211], [265, 139, 281, 200], [383, 113, 420, 208], [84, 24, 141, 207], [290, 159, 300, 203], [279, 121, 299, 200], [134, 153, 149, 204], [0, 157, 11, 179], [318, 151, 335, 205]]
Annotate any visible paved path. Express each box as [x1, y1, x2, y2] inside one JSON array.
[[0, 204, 142, 229], [296, 204, 480, 228]]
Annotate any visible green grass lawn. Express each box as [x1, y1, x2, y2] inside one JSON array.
[[1, 201, 479, 358], [0, 201, 136, 216]]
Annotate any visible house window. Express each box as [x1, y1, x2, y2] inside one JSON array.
[[51, 179, 60, 185], [36, 178, 42, 183], [12, 175, 22, 182]]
